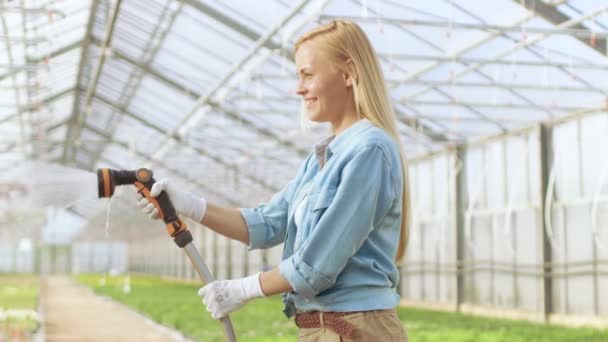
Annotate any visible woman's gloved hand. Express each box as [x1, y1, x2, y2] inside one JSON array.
[[198, 273, 265, 319], [136, 178, 207, 223]]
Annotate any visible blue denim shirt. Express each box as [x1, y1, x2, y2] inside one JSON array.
[[240, 119, 403, 317]]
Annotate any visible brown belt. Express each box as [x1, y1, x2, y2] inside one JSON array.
[[295, 311, 357, 338]]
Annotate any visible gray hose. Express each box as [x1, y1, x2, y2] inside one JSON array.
[[183, 243, 237, 342]]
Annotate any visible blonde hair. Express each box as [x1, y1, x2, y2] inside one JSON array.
[[295, 20, 411, 264]]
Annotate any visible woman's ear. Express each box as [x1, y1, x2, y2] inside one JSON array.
[[344, 58, 357, 87]]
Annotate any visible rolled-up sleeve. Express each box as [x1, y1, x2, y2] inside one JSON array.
[[279, 145, 397, 299], [240, 184, 292, 250], [240, 155, 311, 250]]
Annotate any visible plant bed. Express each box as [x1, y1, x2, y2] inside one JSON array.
[[0, 275, 40, 341], [77, 274, 608, 342]]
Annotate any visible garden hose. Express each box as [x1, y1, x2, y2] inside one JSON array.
[[97, 168, 237, 342]]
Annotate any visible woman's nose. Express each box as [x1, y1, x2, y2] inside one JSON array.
[[296, 81, 306, 96]]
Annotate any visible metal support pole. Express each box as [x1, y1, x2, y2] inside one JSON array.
[[455, 146, 466, 311], [539, 124, 554, 322]]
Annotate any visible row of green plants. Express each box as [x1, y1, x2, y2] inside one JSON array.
[[77, 274, 608, 342], [0, 275, 40, 341]]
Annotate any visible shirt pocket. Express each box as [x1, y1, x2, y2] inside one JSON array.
[[311, 186, 338, 212], [308, 186, 338, 227]]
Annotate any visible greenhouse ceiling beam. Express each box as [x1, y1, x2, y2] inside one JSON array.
[[101, 0, 443, 145], [229, 94, 578, 114], [515, 0, 606, 56], [66, 0, 122, 165], [352, 0, 507, 131], [255, 72, 597, 94], [89, 92, 279, 193], [85, 0, 185, 171], [320, 15, 607, 40], [81, 124, 243, 207], [86, 37, 309, 158], [395, 10, 549, 127], [402, 111, 542, 124], [152, 0, 319, 164], [380, 52, 608, 71], [0, 109, 72, 155], [87, 7, 445, 153], [393, 107, 452, 142], [181, 0, 291, 59], [388, 15, 536, 91], [62, 0, 101, 164], [1, 139, 65, 156], [0, 39, 82, 82], [0, 87, 75, 127], [240, 0, 449, 143], [399, 99, 591, 112], [0, 5, 65, 16], [19, 4, 38, 160], [387, 79, 594, 93], [0, 14, 27, 153], [440, 0, 604, 123], [403, 6, 608, 103], [382, 0, 565, 94]]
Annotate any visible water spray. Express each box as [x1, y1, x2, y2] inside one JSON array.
[[96, 168, 237, 342]]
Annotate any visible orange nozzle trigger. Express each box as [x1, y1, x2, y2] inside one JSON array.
[[134, 181, 165, 221]]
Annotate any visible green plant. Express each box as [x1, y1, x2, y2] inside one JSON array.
[[77, 274, 608, 342]]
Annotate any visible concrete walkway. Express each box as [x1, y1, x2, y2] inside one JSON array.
[[42, 276, 191, 342]]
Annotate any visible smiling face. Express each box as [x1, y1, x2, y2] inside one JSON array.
[[295, 39, 355, 126]]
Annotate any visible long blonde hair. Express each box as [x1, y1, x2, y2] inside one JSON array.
[[295, 20, 411, 264]]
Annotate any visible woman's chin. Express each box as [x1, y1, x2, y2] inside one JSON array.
[[305, 111, 326, 123]]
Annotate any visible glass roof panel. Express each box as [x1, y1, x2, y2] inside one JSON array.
[[3, 0, 608, 211]]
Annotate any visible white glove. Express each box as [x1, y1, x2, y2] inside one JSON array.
[[136, 178, 207, 223], [197, 273, 264, 320]]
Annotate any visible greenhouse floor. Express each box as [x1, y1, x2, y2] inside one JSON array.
[[42, 276, 189, 342]]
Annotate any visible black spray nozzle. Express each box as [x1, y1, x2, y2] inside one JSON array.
[[96, 167, 192, 247], [97, 168, 153, 198]]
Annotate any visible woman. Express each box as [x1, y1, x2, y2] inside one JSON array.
[[138, 20, 410, 341]]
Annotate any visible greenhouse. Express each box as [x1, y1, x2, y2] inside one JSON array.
[[1, 0, 608, 341]]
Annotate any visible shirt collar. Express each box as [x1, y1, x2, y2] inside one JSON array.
[[328, 119, 373, 154], [314, 135, 335, 170], [313, 119, 374, 168]]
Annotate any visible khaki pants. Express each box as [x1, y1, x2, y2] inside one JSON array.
[[297, 309, 408, 342]]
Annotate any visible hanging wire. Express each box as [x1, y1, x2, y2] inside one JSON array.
[[279, 29, 289, 76], [591, 138, 608, 252], [464, 152, 488, 254], [543, 164, 562, 253], [502, 198, 516, 257], [492, 63, 501, 106], [568, 51, 576, 80], [434, 155, 454, 252], [361, 0, 368, 18], [388, 24, 395, 72], [375, 0, 383, 34], [502, 140, 517, 257], [446, 0, 453, 40], [510, 48, 518, 81], [542, 44, 549, 88], [255, 77, 263, 100], [447, 1, 457, 140]]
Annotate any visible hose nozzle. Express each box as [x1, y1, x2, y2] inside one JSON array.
[[97, 168, 153, 198]]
